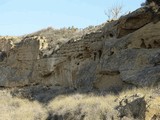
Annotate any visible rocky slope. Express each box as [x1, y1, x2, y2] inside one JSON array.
[[0, 4, 160, 120], [0, 7, 160, 90]]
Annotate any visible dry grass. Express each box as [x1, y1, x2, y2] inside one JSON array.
[[48, 93, 118, 120], [119, 87, 154, 98], [145, 97, 160, 120], [47, 87, 159, 120], [0, 87, 159, 120], [0, 90, 47, 120]]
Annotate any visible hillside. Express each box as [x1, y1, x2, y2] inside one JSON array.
[[0, 2, 160, 120], [23, 25, 104, 58]]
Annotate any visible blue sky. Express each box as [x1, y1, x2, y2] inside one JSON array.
[[0, 0, 144, 36]]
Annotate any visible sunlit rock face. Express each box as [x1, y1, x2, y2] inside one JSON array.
[[0, 6, 160, 90]]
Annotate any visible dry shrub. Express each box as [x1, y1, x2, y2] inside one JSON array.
[[48, 93, 118, 120], [0, 90, 47, 120]]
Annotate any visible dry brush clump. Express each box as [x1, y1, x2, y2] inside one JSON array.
[[48, 88, 160, 120], [47, 93, 118, 120], [0, 90, 48, 120]]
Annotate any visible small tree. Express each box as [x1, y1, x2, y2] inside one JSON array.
[[105, 5, 123, 21]]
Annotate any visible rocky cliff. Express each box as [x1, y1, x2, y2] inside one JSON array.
[[0, 7, 160, 90], [0, 4, 160, 120]]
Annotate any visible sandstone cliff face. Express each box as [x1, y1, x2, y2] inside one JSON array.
[[0, 4, 160, 120], [0, 7, 160, 91]]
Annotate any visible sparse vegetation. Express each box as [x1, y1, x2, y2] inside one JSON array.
[[48, 93, 118, 120], [0, 90, 48, 120], [0, 1, 160, 120], [105, 5, 123, 21], [0, 87, 159, 120]]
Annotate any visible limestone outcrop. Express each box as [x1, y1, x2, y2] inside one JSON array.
[[0, 6, 160, 91], [1, 3, 160, 120]]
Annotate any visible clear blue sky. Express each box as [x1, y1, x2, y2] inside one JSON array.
[[0, 0, 144, 36]]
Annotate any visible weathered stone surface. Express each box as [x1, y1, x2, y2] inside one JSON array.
[[117, 94, 146, 120], [1, 4, 160, 120], [100, 49, 160, 86], [121, 66, 160, 86], [117, 7, 153, 38], [0, 37, 39, 87], [0, 6, 160, 90], [0, 51, 7, 62]]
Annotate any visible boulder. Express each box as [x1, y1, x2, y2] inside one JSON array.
[[117, 94, 146, 120]]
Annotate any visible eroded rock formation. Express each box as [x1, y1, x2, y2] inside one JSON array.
[[0, 6, 160, 92], [0, 4, 160, 120]]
